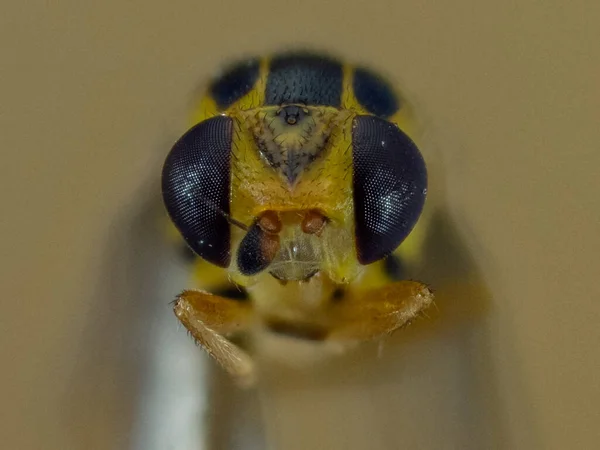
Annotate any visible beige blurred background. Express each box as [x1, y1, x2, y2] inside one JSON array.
[[1, 1, 599, 449]]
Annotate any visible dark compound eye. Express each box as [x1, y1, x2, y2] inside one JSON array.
[[353, 67, 400, 118], [162, 116, 233, 267], [352, 115, 427, 265]]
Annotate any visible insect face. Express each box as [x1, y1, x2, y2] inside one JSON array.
[[162, 52, 433, 384]]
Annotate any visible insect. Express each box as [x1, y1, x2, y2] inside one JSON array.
[[162, 51, 433, 385]]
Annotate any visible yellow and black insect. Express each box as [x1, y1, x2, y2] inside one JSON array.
[[162, 51, 433, 384]]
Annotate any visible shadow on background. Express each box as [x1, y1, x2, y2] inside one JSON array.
[[62, 183, 212, 449], [61, 189, 538, 449], [62, 185, 161, 448], [206, 207, 541, 449]]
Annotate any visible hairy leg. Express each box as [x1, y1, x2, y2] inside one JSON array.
[[328, 281, 434, 342], [173, 290, 255, 386]]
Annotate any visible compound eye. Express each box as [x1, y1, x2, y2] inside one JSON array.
[[352, 115, 427, 265], [162, 116, 233, 267]]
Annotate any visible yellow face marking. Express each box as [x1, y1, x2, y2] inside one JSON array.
[[228, 106, 355, 223], [191, 88, 218, 126], [182, 54, 429, 289], [226, 105, 360, 285], [225, 56, 269, 112]]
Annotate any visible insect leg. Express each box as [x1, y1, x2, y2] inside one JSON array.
[[327, 281, 434, 342], [173, 290, 255, 386]]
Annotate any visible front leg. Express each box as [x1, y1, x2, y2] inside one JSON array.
[[328, 281, 434, 342], [173, 290, 255, 386]]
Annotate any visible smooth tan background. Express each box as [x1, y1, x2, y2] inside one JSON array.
[[1, 1, 599, 449]]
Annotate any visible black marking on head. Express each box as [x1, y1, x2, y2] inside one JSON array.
[[352, 115, 427, 265], [353, 67, 399, 118], [209, 57, 260, 109], [212, 284, 249, 302], [266, 318, 328, 341], [269, 267, 319, 282], [265, 53, 343, 106], [383, 254, 405, 280], [331, 287, 345, 302], [278, 105, 308, 125], [237, 222, 279, 276], [162, 116, 233, 267]]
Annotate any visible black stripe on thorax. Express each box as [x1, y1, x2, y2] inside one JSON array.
[[265, 52, 343, 107]]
